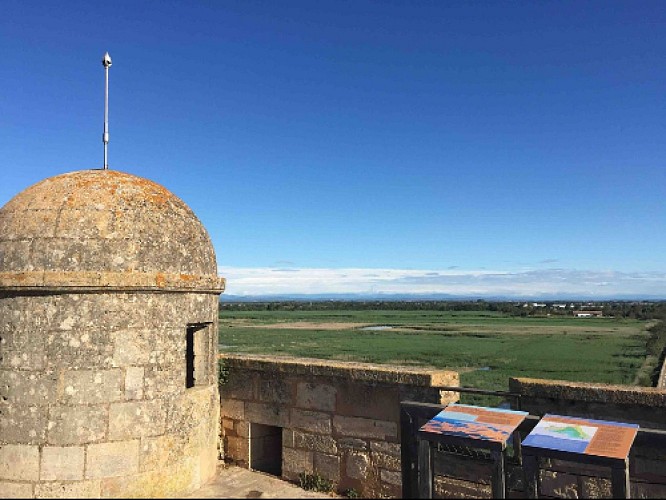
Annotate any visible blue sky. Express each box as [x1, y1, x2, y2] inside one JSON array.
[[1, 1, 665, 297]]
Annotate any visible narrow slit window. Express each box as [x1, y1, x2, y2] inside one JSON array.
[[186, 326, 196, 388], [186, 323, 211, 388]]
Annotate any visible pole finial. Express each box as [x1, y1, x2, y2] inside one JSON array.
[[102, 52, 112, 169]]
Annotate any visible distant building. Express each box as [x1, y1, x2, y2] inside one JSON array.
[[573, 310, 603, 318]]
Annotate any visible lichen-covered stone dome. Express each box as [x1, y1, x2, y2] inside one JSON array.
[[0, 168, 223, 498], [0, 169, 224, 293]]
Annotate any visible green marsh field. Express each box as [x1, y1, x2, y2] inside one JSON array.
[[218, 309, 651, 404]]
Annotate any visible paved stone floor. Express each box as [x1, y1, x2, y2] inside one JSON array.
[[187, 465, 338, 498]]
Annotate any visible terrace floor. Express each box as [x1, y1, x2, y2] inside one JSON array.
[[187, 465, 337, 499]]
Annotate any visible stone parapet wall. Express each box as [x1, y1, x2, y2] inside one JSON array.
[[509, 377, 666, 430], [219, 354, 459, 497]]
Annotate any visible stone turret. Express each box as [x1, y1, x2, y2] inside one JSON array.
[[0, 169, 225, 497]]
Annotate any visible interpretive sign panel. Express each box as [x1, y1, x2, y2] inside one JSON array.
[[420, 403, 528, 444], [522, 414, 639, 460]]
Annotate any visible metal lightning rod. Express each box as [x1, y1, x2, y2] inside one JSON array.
[[102, 52, 112, 169]]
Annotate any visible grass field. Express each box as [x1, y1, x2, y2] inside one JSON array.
[[218, 309, 650, 404]]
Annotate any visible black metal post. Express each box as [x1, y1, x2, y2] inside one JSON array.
[[491, 449, 507, 498], [418, 438, 433, 499], [523, 453, 539, 499], [611, 460, 631, 499]]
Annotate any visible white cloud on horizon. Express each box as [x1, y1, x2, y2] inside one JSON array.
[[217, 266, 666, 298]]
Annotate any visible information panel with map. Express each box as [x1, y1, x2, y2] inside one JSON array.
[[420, 404, 528, 444], [522, 414, 639, 460]]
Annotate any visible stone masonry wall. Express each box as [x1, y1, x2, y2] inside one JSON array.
[[0, 292, 220, 498], [509, 377, 666, 430], [220, 354, 459, 498]]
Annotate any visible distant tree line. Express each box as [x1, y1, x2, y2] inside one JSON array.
[[220, 299, 666, 320]]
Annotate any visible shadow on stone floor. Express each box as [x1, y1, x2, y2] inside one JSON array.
[[186, 465, 339, 499]]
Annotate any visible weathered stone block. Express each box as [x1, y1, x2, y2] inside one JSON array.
[[337, 381, 400, 421], [345, 452, 370, 480], [282, 429, 295, 448], [380, 482, 402, 499], [333, 415, 398, 440], [370, 440, 400, 455], [41, 445, 85, 480], [219, 370, 257, 401], [0, 239, 35, 270], [124, 366, 144, 400], [199, 442, 219, 488], [291, 409, 332, 435], [338, 438, 368, 451], [2, 344, 46, 371], [57, 208, 113, 239], [297, 382, 337, 412], [0, 482, 33, 498], [0, 444, 39, 481], [108, 400, 167, 440], [164, 385, 218, 447], [399, 385, 446, 406], [45, 328, 114, 370], [47, 405, 107, 445], [235, 420, 250, 438], [143, 367, 181, 400], [100, 461, 194, 498], [245, 402, 289, 428], [293, 431, 338, 454], [0, 403, 47, 444], [220, 399, 245, 420], [0, 370, 57, 404], [380, 468, 402, 486], [61, 369, 122, 404], [140, 434, 184, 472], [283, 447, 313, 474], [221, 417, 235, 433], [440, 389, 460, 404], [112, 329, 153, 366], [259, 378, 292, 404], [35, 479, 102, 498], [372, 450, 401, 471], [314, 452, 341, 482], [225, 436, 249, 464], [86, 440, 140, 478]]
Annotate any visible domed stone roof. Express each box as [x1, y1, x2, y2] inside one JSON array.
[[0, 169, 225, 292]]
